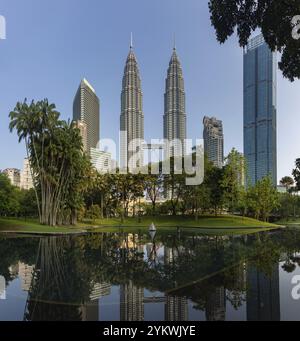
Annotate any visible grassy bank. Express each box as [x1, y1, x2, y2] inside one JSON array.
[[276, 218, 300, 226], [83, 215, 282, 235], [0, 215, 282, 236], [0, 218, 84, 234]]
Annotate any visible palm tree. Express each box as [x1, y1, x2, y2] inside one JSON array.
[[9, 100, 42, 220], [9, 99, 90, 226], [280, 176, 295, 192]]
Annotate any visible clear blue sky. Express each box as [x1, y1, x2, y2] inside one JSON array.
[[0, 0, 299, 182]]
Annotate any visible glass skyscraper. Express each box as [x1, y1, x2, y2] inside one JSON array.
[[73, 78, 100, 154], [243, 34, 277, 186]]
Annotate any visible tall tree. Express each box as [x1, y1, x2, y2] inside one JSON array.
[[247, 176, 279, 222], [222, 149, 246, 213], [293, 158, 300, 190], [205, 166, 225, 216], [9, 99, 91, 226], [144, 166, 164, 216]]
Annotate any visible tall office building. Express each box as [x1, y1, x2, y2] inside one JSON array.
[[244, 34, 277, 186], [73, 78, 100, 154], [203, 116, 224, 168], [120, 39, 144, 171], [20, 158, 34, 190], [164, 46, 187, 158]]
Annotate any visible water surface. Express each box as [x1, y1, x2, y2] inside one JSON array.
[[0, 229, 300, 321]]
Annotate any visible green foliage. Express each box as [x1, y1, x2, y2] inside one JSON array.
[[204, 166, 225, 215], [209, 0, 300, 81], [247, 176, 280, 222], [0, 173, 20, 216], [293, 158, 300, 190], [280, 176, 295, 191], [278, 193, 300, 221], [9, 99, 92, 226], [87, 204, 101, 223], [221, 149, 246, 213], [144, 169, 164, 215], [19, 189, 38, 218]]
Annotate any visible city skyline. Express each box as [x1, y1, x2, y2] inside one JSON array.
[[0, 0, 300, 182]]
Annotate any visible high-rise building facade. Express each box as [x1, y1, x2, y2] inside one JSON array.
[[203, 116, 224, 169], [120, 41, 144, 171], [164, 47, 187, 158], [20, 158, 34, 190], [73, 78, 100, 154], [3, 168, 21, 188], [244, 34, 277, 186]]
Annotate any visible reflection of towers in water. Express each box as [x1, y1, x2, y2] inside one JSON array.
[[18, 262, 35, 292], [164, 246, 184, 265], [164, 247, 188, 321], [205, 287, 226, 321], [246, 263, 280, 321], [120, 281, 144, 321], [80, 282, 112, 321], [165, 296, 188, 321]]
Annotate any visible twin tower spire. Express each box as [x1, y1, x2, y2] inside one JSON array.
[[120, 35, 187, 170]]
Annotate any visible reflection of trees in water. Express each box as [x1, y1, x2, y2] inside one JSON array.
[[24, 237, 92, 321], [2, 229, 300, 320], [18, 232, 288, 321], [0, 237, 38, 283]]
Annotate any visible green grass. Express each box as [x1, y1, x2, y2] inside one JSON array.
[[0, 218, 84, 234], [0, 215, 283, 236], [276, 217, 300, 226], [83, 215, 282, 235]]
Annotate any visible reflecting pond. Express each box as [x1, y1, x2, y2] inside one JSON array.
[[1, 228, 300, 321]]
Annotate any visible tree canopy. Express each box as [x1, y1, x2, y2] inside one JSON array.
[[209, 0, 300, 81]]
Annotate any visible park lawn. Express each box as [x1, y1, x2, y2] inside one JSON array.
[[276, 218, 300, 226], [0, 215, 283, 236], [0, 218, 84, 234], [84, 215, 282, 235]]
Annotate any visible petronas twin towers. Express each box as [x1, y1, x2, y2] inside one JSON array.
[[120, 39, 186, 171]]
